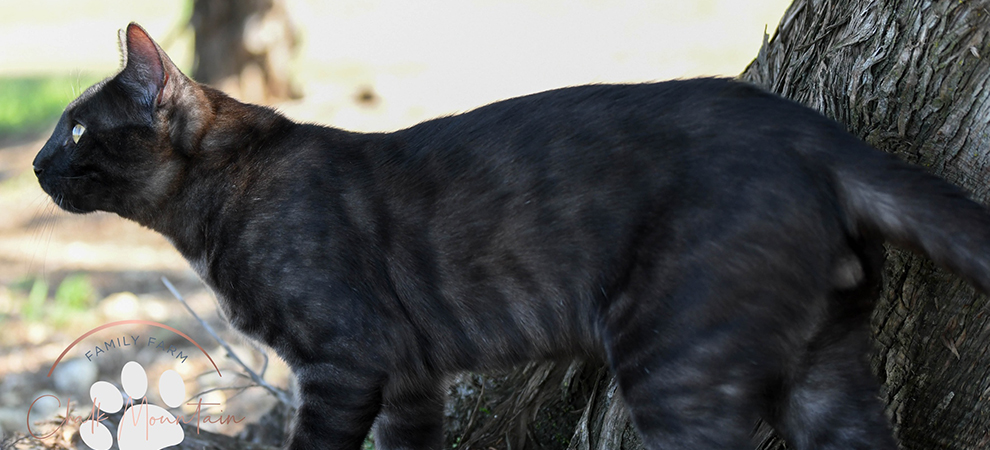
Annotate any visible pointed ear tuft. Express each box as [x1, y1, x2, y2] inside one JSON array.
[[117, 28, 128, 67]]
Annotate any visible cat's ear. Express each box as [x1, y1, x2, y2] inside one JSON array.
[[117, 23, 211, 154], [116, 23, 191, 110]]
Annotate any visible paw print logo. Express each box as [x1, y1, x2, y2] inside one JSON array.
[[80, 361, 186, 450]]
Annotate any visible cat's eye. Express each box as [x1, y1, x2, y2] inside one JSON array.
[[71, 123, 86, 144]]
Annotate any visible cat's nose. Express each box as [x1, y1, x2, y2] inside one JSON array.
[[33, 166, 43, 176]]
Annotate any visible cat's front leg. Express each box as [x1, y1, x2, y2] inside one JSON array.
[[285, 363, 384, 450], [372, 376, 447, 450]]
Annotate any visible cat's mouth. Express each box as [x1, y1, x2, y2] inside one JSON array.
[[33, 167, 100, 214], [50, 195, 96, 214], [47, 193, 91, 214]]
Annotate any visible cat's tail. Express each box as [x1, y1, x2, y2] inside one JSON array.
[[832, 141, 990, 294]]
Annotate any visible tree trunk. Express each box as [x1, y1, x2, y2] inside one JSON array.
[[191, 0, 300, 103], [451, 1, 990, 449]]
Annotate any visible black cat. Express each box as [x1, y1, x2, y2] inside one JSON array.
[[34, 23, 990, 450]]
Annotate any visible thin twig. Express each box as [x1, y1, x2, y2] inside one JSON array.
[[186, 384, 256, 404], [245, 337, 271, 378], [198, 385, 256, 395], [161, 276, 293, 406]]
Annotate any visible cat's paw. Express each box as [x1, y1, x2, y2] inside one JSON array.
[[80, 361, 186, 450]]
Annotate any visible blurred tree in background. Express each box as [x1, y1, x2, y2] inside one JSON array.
[[191, 0, 300, 103]]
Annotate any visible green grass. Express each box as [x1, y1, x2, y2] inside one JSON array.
[[21, 277, 49, 321], [55, 273, 97, 310], [0, 76, 101, 140], [11, 273, 98, 324]]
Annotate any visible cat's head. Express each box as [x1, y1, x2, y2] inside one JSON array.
[[33, 23, 212, 222]]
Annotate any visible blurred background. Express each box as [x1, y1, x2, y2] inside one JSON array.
[[0, 0, 791, 445], [1, 0, 792, 134]]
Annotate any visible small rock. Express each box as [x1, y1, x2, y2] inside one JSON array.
[[26, 390, 61, 424], [0, 372, 33, 406], [0, 406, 25, 434], [53, 358, 99, 400], [100, 291, 140, 320], [26, 323, 49, 345]]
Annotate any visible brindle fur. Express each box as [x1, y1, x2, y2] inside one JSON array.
[[33, 24, 990, 450]]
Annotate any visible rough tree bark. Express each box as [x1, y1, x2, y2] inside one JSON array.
[[450, 1, 990, 449]]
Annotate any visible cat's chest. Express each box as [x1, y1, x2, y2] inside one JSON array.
[[185, 253, 254, 337]]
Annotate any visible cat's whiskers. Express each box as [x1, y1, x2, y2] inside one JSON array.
[[24, 193, 62, 282]]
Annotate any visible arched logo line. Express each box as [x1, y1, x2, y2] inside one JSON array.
[[47, 319, 222, 378]]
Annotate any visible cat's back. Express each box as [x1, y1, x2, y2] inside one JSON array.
[[399, 77, 817, 139], [369, 78, 845, 215], [351, 79, 852, 281], [385, 78, 841, 174]]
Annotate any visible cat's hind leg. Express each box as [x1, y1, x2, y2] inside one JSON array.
[[285, 363, 383, 450], [603, 241, 854, 450], [768, 322, 898, 450], [603, 276, 790, 449], [762, 241, 897, 450], [372, 376, 447, 450]]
